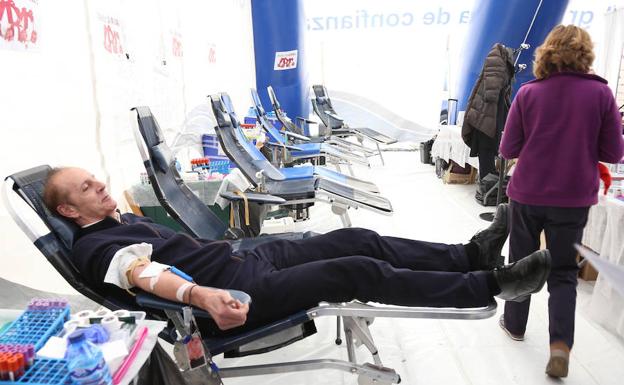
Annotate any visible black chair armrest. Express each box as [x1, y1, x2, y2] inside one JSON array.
[[324, 112, 344, 128], [136, 289, 252, 319], [136, 291, 212, 318], [264, 141, 304, 151], [282, 131, 311, 142], [326, 112, 344, 123], [296, 117, 318, 124], [220, 191, 286, 205]]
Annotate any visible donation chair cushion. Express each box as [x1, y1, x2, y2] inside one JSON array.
[[136, 106, 166, 147], [279, 167, 315, 180], [290, 143, 322, 157], [150, 143, 174, 174], [47, 215, 79, 251]]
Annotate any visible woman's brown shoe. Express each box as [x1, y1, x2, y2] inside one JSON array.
[[546, 343, 570, 378]]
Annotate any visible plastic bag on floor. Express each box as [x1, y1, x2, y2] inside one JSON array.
[[136, 343, 187, 385]]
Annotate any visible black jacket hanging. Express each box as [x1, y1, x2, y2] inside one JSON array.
[[461, 43, 515, 151]]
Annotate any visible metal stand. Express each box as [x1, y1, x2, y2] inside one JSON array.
[[479, 157, 506, 222], [478, 42, 532, 222]]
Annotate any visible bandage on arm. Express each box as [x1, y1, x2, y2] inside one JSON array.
[[130, 264, 199, 304], [104, 243, 154, 289]]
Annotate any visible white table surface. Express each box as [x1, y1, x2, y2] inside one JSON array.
[[430, 124, 479, 169], [582, 196, 624, 339]]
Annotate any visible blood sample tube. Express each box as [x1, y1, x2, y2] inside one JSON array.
[[14, 352, 25, 378], [7, 355, 18, 381], [0, 353, 9, 380]]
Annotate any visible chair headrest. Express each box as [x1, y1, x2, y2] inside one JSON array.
[[134, 106, 165, 147], [312, 85, 326, 99], [8, 165, 79, 251], [250, 88, 266, 117], [267, 86, 281, 110]]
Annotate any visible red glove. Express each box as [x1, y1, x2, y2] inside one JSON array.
[[598, 163, 612, 195]]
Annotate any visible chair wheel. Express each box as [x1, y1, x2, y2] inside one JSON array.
[[335, 338, 342, 345]]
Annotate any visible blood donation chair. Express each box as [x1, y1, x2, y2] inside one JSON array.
[[266, 86, 383, 161], [250, 88, 370, 172], [4, 165, 497, 385], [310, 84, 399, 165], [211, 93, 393, 227], [131, 105, 291, 240]]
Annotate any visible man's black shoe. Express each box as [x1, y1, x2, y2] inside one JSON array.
[[471, 203, 509, 269], [494, 249, 551, 302]]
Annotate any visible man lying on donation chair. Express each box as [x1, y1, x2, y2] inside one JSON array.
[[43, 166, 551, 333]]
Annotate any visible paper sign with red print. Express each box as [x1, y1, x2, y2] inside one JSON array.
[[97, 13, 126, 56], [273, 49, 298, 71], [0, 0, 39, 51]]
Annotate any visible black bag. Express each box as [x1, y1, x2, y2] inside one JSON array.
[[419, 139, 435, 165], [230, 201, 268, 238], [435, 157, 449, 178], [136, 343, 187, 385], [475, 173, 509, 206]]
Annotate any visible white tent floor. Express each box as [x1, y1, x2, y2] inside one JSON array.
[[206, 150, 624, 385], [3, 150, 623, 384]]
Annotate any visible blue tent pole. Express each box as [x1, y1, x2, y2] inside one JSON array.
[[251, 0, 309, 126]]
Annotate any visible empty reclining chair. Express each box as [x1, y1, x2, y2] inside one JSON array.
[[211, 93, 392, 227], [311, 84, 399, 165], [250, 88, 370, 172], [265, 86, 380, 159], [4, 165, 497, 385]]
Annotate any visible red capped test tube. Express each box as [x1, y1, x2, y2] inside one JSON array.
[[0, 353, 9, 380], [6, 355, 18, 381], [14, 352, 25, 377]]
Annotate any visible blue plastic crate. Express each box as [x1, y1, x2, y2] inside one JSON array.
[[202, 134, 220, 157], [265, 111, 283, 130], [0, 308, 70, 351], [210, 159, 233, 175], [0, 358, 70, 385]]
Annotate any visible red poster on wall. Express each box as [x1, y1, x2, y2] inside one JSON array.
[[0, 0, 39, 51], [171, 31, 183, 58], [98, 14, 125, 56]]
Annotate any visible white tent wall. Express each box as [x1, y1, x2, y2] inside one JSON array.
[[304, 0, 624, 129], [596, 7, 624, 97], [0, 0, 255, 293]]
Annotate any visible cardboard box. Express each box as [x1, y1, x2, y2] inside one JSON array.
[[442, 163, 477, 184], [577, 254, 599, 281], [541, 234, 598, 281]]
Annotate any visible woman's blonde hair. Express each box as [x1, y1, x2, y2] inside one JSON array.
[[533, 24, 595, 79]]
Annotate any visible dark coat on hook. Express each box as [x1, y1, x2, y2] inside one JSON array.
[[462, 43, 515, 144]]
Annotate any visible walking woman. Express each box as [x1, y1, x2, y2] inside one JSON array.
[[498, 24, 624, 378]]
